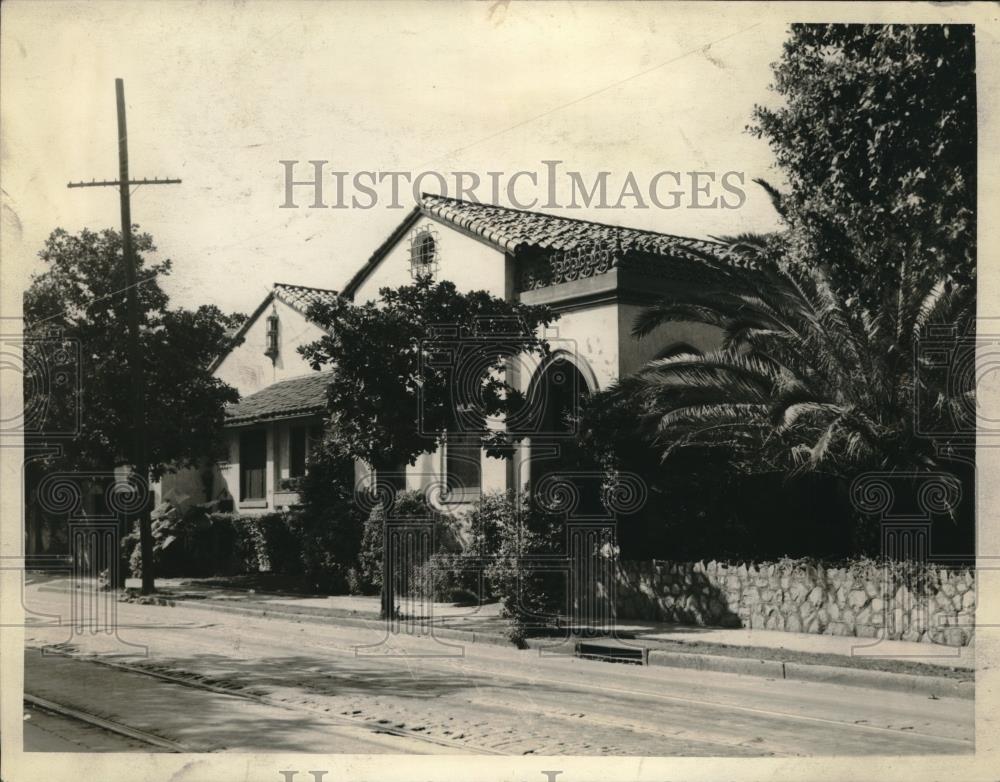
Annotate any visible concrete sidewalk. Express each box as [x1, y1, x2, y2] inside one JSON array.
[[119, 579, 975, 678], [613, 620, 974, 669]]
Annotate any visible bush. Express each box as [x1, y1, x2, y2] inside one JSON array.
[[465, 491, 565, 643], [241, 512, 302, 574], [127, 503, 254, 579], [128, 505, 302, 580], [407, 551, 484, 605], [357, 490, 463, 598], [291, 431, 366, 593]]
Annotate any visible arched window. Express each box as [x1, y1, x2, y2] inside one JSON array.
[[410, 230, 438, 279]]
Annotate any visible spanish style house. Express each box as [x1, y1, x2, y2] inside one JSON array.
[[156, 194, 725, 514], [154, 284, 337, 513]]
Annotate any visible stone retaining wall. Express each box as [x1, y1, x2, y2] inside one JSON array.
[[615, 559, 975, 646]]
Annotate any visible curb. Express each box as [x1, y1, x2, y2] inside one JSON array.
[[645, 650, 974, 700], [171, 595, 976, 698], [647, 649, 785, 679], [169, 596, 520, 651], [781, 660, 974, 699], [36, 583, 975, 698]]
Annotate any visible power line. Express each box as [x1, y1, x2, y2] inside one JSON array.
[[66, 78, 182, 596]]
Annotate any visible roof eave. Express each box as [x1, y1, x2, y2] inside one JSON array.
[[341, 205, 423, 300], [208, 291, 276, 375], [224, 406, 326, 427]]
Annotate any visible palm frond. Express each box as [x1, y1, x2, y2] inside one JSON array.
[[752, 178, 788, 219]]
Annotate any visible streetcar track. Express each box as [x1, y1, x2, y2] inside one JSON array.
[[23, 593, 973, 755], [155, 616, 972, 750], [31, 647, 501, 755], [31, 640, 971, 754], [24, 694, 189, 752]]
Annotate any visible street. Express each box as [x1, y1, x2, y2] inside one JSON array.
[[19, 582, 974, 756]]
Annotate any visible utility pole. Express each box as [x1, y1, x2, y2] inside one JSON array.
[[67, 78, 181, 595]]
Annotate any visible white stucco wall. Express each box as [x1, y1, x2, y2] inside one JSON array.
[[617, 303, 725, 378], [153, 465, 209, 509], [540, 304, 619, 392], [214, 297, 328, 398], [352, 215, 508, 303], [349, 215, 511, 511]]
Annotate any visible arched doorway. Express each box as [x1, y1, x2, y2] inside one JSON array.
[[527, 355, 603, 516]]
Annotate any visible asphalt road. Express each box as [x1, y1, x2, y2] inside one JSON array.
[[19, 582, 974, 756]]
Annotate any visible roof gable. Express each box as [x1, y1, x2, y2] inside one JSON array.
[[209, 283, 339, 374], [342, 194, 721, 300]]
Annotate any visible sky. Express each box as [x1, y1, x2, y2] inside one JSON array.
[[1, 1, 794, 318]]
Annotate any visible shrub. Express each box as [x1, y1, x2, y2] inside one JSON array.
[[357, 490, 463, 598], [407, 551, 484, 605], [465, 491, 565, 643], [291, 430, 366, 593], [128, 506, 303, 580], [127, 503, 252, 578], [242, 512, 302, 574]]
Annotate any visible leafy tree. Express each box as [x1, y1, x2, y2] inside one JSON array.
[[299, 278, 557, 470], [750, 24, 976, 309], [626, 234, 973, 477], [613, 233, 974, 554], [23, 227, 244, 562], [579, 24, 978, 555]]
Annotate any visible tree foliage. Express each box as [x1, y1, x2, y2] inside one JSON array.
[[290, 428, 367, 593], [750, 24, 976, 308], [299, 278, 556, 468], [23, 227, 244, 478], [623, 232, 973, 480]]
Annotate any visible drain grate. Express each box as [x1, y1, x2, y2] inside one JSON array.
[[574, 642, 648, 665]]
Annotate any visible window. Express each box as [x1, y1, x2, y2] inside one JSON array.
[[289, 426, 307, 478], [290, 425, 324, 478], [239, 429, 267, 500], [409, 230, 438, 279], [445, 431, 481, 497], [265, 311, 279, 361]]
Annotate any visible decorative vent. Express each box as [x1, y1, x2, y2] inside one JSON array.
[[409, 227, 439, 280], [265, 310, 279, 361]]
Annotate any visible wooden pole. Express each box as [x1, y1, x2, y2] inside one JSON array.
[[115, 78, 154, 595]]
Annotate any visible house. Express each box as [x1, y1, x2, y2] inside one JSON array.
[[157, 194, 726, 516], [154, 283, 338, 514], [339, 194, 726, 509]]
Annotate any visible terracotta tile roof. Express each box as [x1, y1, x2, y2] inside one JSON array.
[[342, 195, 721, 299], [225, 371, 332, 425], [419, 194, 721, 258], [273, 282, 340, 316]]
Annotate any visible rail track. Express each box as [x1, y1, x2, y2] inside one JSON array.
[[24, 694, 189, 752], [28, 648, 500, 754], [28, 642, 972, 756]]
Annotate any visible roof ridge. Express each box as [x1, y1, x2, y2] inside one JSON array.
[[418, 192, 724, 247], [238, 368, 334, 392], [273, 281, 340, 294]]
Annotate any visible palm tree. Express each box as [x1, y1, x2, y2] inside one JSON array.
[[621, 233, 974, 480]]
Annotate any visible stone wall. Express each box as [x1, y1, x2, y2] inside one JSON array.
[[615, 559, 975, 646]]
